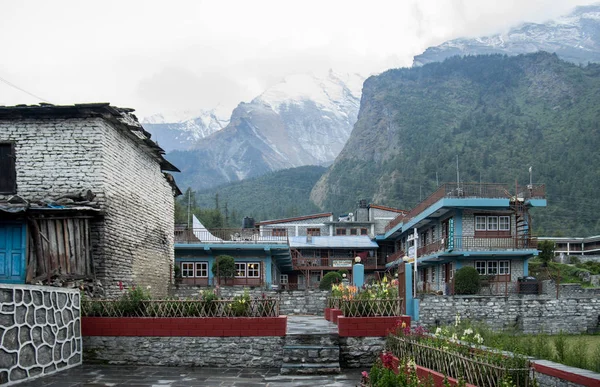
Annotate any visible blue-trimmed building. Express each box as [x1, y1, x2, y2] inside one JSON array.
[[381, 183, 546, 295]]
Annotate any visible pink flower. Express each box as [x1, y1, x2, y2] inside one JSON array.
[[361, 371, 369, 378], [118, 281, 123, 291]]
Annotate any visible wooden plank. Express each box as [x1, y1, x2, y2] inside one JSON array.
[[47, 221, 59, 274], [55, 220, 66, 274], [73, 219, 81, 274], [67, 219, 76, 274], [63, 219, 71, 274], [84, 219, 92, 276]]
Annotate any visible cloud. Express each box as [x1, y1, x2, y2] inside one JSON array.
[[0, 0, 596, 118]]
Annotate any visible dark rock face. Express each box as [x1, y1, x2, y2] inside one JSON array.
[[0, 285, 81, 383]]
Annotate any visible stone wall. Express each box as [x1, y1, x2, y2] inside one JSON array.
[[0, 115, 176, 298], [339, 337, 386, 368], [259, 215, 331, 237], [83, 336, 284, 367], [93, 120, 174, 298], [0, 284, 81, 385], [418, 294, 600, 334], [170, 286, 328, 315], [541, 281, 600, 298]]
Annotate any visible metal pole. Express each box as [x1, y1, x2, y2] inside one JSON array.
[[413, 228, 418, 297]]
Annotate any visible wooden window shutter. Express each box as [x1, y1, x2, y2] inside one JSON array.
[[0, 143, 16, 194]]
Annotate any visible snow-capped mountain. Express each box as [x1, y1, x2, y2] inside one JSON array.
[[413, 4, 600, 66], [166, 70, 365, 190], [142, 109, 229, 152]]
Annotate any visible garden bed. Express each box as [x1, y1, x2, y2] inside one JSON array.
[[338, 316, 411, 337]]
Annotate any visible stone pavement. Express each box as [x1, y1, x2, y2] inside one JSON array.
[[17, 365, 363, 386]]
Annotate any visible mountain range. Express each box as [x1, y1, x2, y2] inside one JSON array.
[[165, 70, 364, 190], [414, 4, 600, 66]]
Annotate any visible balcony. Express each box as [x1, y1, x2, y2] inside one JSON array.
[[384, 183, 546, 233], [174, 228, 289, 244], [415, 235, 538, 257], [292, 255, 380, 270]]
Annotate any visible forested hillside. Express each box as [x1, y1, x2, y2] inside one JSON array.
[[311, 52, 600, 235], [175, 166, 326, 227]]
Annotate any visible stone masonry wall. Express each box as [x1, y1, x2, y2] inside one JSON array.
[[83, 336, 284, 367], [93, 120, 174, 298], [0, 118, 104, 202], [0, 117, 175, 299], [0, 284, 81, 385], [260, 215, 331, 237], [370, 208, 400, 236], [418, 294, 600, 334], [170, 286, 328, 315], [339, 337, 386, 368]]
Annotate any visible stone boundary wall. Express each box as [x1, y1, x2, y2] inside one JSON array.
[[339, 337, 386, 368], [170, 286, 328, 315], [541, 280, 600, 298], [0, 285, 81, 386], [83, 336, 284, 367], [418, 294, 600, 334]]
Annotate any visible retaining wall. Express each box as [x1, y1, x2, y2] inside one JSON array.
[[83, 336, 285, 367], [418, 294, 600, 334], [0, 285, 81, 386]]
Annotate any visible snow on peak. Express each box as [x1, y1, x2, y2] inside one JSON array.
[[257, 70, 365, 112]]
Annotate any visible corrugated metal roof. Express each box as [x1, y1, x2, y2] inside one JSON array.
[[289, 236, 378, 248]]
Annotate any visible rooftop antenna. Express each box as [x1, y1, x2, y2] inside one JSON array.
[[187, 189, 192, 229], [456, 155, 460, 189]]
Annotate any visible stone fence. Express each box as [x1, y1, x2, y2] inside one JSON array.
[[418, 294, 600, 334], [0, 284, 81, 385], [170, 286, 328, 315]]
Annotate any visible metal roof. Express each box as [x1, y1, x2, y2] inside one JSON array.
[[289, 236, 378, 249]]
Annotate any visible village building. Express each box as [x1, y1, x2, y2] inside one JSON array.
[[382, 183, 547, 295], [0, 103, 180, 297], [538, 235, 600, 258], [174, 203, 406, 289]]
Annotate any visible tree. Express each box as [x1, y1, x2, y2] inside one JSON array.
[[212, 255, 236, 279], [538, 240, 555, 267]]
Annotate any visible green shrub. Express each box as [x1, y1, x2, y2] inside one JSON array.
[[538, 240, 555, 266], [454, 266, 481, 295], [337, 268, 349, 277], [212, 255, 236, 279], [320, 271, 343, 290]]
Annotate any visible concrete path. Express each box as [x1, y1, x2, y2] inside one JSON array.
[[17, 365, 363, 386], [286, 315, 338, 335]]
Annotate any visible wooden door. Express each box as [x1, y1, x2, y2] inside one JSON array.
[[0, 222, 26, 283]]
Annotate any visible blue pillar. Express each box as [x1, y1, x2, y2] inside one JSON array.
[[523, 258, 529, 276], [353, 263, 364, 288], [264, 256, 272, 285], [405, 263, 414, 317]]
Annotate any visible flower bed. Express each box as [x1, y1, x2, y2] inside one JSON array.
[[383, 318, 531, 387], [81, 286, 286, 337]]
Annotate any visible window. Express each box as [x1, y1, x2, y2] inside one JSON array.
[[195, 262, 208, 278], [235, 263, 246, 277], [360, 228, 368, 235], [272, 228, 287, 236], [499, 216, 510, 231], [475, 261, 487, 275], [350, 228, 358, 235], [307, 228, 320, 236], [247, 263, 260, 278], [0, 142, 16, 194], [431, 267, 435, 283], [280, 274, 288, 284], [336, 228, 346, 235], [499, 261, 510, 275], [487, 261, 498, 275], [487, 217, 499, 231], [181, 262, 195, 277], [475, 216, 487, 231]]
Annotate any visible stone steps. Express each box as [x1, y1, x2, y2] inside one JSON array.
[[280, 334, 341, 375]]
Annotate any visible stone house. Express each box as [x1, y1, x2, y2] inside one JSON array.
[[0, 103, 180, 297]]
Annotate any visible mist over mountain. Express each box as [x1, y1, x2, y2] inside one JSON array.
[[167, 70, 364, 191], [414, 5, 600, 67]]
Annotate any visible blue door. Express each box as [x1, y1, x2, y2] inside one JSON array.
[[0, 223, 26, 283]]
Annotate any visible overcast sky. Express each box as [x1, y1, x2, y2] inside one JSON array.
[[0, 0, 596, 119]]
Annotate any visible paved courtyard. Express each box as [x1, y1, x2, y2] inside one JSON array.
[[18, 365, 363, 386]]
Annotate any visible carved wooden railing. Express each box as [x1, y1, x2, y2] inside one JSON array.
[[341, 298, 403, 317]]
